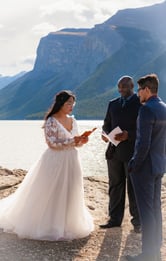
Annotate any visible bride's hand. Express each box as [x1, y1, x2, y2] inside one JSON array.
[[74, 136, 88, 145], [80, 136, 88, 144]]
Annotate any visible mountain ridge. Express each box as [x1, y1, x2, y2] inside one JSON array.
[[0, 1, 166, 119]]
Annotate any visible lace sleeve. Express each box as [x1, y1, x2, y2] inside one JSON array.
[[44, 117, 75, 150]]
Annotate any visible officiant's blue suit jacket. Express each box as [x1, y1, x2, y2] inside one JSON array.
[[129, 96, 166, 175]]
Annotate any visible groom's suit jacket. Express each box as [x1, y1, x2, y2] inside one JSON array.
[[129, 96, 166, 175]]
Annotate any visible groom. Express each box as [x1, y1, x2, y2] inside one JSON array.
[[126, 74, 166, 261]]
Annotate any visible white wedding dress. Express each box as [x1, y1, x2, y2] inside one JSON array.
[[0, 116, 94, 241]]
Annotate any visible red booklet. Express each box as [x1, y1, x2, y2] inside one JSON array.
[[81, 127, 97, 137]]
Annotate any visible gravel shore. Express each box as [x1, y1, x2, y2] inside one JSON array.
[[0, 167, 166, 261]]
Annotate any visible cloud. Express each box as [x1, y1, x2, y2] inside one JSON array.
[[32, 22, 57, 36], [39, 1, 115, 29], [22, 56, 35, 66], [39, 0, 164, 31]]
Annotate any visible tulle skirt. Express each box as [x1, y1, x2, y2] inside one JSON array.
[[0, 147, 94, 240]]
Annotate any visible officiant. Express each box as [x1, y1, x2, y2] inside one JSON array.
[[100, 75, 141, 233]]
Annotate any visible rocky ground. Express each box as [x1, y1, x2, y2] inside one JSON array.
[[0, 167, 166, 261]]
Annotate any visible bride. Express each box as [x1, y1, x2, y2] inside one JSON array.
[[0, 90, 94, 241]]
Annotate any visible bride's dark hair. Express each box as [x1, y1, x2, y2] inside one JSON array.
[[44, 90, 76, 120]]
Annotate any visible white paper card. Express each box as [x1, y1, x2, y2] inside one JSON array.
[[102, 126, 122, 146]]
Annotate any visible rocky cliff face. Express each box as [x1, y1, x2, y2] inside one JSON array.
[[34, 26, 123, 86], [34, 29, 89, 74]]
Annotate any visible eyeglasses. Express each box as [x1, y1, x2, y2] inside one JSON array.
[[137, 87, 145, 93], [65, 101, 76, 107]]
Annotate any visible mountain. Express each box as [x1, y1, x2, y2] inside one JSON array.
[[0, 71, 26, 90], [0, 1, 166, 120]]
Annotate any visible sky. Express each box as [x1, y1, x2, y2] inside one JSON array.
[[0, 0, 164, 76]]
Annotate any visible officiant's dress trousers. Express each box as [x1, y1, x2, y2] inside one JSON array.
[[103, 93, 141, 227]]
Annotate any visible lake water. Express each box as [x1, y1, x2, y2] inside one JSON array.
[[0, 120, 108, 176]]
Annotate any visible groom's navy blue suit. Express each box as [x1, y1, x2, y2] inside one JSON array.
[[129, 96, 166, 260]]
